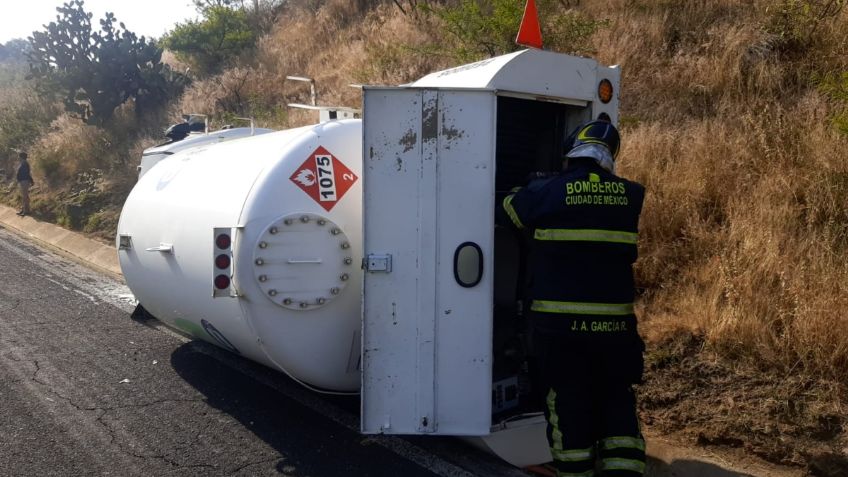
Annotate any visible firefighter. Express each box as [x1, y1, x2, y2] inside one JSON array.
[[497, 120, 646, 476]]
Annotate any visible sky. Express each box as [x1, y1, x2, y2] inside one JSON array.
[[0, 0, 200, 44]]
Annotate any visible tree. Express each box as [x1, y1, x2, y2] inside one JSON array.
[[27, 0, 185, 125], [162, 3, 258, 76], [0, 39, 30, 63], [0, 39, 31, 87]]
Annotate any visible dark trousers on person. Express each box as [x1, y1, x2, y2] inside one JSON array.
[[534, 323, 646, 476], [18, 180, 31, 214]]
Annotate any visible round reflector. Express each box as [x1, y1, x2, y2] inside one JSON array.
[[598, 79, 614, 104], [215, 254, 231, 269], [214, 274, 231, 290], [215, 233, 231, 250]]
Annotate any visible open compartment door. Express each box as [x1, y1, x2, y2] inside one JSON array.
[[362, 87, 496, 435]]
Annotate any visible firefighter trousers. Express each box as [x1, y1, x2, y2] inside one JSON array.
[[534, 327, 646, 476]]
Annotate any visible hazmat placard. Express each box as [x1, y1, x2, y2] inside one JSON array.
[[290, 146, 358, 211]]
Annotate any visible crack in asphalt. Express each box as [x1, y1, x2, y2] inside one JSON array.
[[27, 357, 222, 470], [228, 455, 284, 474], [103, 420, 217, 472], [90, 401, 218, 471]]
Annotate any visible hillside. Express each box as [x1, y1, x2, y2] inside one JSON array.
[[1, 0, 847, 473]]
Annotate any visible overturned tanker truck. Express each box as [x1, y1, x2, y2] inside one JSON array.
[[116, 48, 621, 467]]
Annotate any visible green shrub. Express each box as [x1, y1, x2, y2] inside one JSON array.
[[764, 0, 847, 53], [82, 206, 120, 240], [27, 1, 183, 125], [815, 71, 848, 135], [162, 5, 258, 76], [0, 85, 59, 177]]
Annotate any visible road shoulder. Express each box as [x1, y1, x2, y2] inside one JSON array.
[[0, 204, 120, 277]]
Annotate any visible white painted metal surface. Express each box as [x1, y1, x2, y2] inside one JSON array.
[[361, 88, 496, 436], [118, 47, 622, 468], [465, 414, 552, 468], [138, 126, 275, 178], [118, 120, 363, 392], [413, 48, 620, 124]]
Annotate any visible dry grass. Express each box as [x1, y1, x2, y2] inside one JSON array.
[[3, 2, 847, 451], [187, 0, 847, 394], [588, 0, 848, 386], [174, 0, 450, 128], [29, 115, 117, 188], [41, 0, 846, 388]]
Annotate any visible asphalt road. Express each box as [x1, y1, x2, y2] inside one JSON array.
[[0, 223, 806, 477], [0, 226, 528, 477]]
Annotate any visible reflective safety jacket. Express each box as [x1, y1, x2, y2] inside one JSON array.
[[497, 158, 645, 333]]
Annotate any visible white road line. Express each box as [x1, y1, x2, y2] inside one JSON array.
[[44, 277, 72, 291], [0, 229, 135, 314]]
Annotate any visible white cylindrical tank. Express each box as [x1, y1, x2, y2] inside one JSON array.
[[138, 126, 276, 179], [117, 120, 363, 392]]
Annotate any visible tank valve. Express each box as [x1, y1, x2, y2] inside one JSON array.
[[255, 259, 265, 266], [258, 275, 268, 282], [331, 287, 340, 295], [300, 215, 310, 223], [259, 242, 268, 249], [343, 257, 353, 265], [270, 226, 279, 234], [340, 273, 349, 281], [341, 242, 350, 249], [268, 289, 278, 296]]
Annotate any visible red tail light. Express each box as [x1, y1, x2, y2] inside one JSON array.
[[216, 233, 231, 250], [214, 274, 231, 290], [215, 254, 231, 269]]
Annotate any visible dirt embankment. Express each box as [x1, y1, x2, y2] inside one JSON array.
[[639, 331, 848, 476]]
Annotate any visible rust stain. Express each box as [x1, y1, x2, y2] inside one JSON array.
[[441, 124, 464, 141], [399, 129, 417, 153], [422, 99, 438, 143]]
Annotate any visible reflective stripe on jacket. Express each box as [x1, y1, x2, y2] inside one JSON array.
[[496, 159, 644, 329]]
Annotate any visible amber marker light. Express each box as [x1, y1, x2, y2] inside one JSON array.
[[598, 79, 614, 104]]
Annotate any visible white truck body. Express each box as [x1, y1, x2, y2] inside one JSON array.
[[119, 121, 363, 392], [117, 48, 621, 467], [138, 126, 276, 179]]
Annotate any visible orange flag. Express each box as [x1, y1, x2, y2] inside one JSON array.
[[515, 0, 543, 49]]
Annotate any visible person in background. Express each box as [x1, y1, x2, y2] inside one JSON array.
[[16, 152, 33, 216], [497, 120, 646, 476]]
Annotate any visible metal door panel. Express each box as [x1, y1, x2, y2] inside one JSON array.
[[362, 87, 495, 435]]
